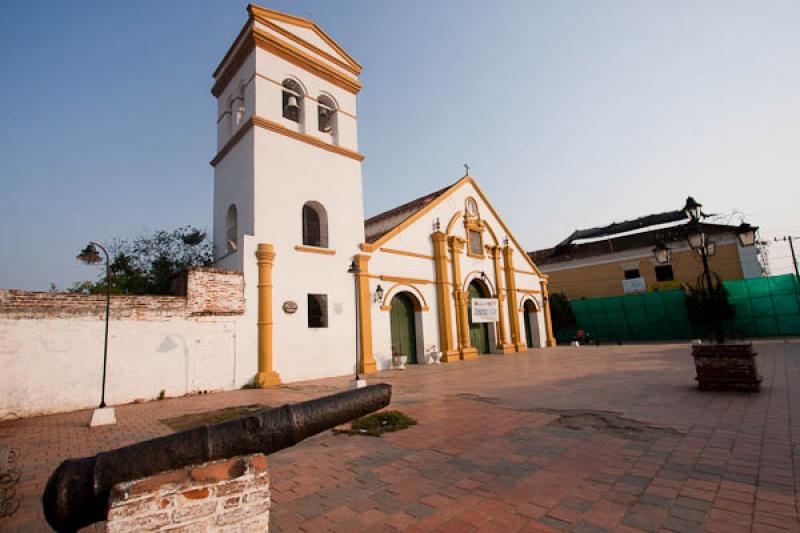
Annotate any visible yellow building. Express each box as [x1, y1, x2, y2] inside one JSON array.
[[529, 208, 763, 300]]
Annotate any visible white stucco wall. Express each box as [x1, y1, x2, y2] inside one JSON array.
[[0, 315, 240, 420]]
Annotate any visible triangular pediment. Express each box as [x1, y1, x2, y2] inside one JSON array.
[[362, 176, 545, 277], [248, 4, 362, 75]]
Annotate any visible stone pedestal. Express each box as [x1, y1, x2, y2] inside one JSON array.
[[103, 454, 270, 532], [89, 407, 116, 427]]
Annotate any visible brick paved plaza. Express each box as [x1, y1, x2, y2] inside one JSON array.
[[2, 341, 799, 532]]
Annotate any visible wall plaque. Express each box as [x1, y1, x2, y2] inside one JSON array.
[[282, 301, 298, 314]]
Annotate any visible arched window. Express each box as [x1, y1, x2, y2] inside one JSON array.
[[226, 204, 238, 253], [282, 79, 304, 123], [302, 201, 328, 248], [317, 94, 337, 135]]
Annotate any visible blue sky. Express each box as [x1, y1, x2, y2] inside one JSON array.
[[1, 0, 798, 290]]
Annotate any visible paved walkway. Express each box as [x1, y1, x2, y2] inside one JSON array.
[[2, 341, 800, 532]]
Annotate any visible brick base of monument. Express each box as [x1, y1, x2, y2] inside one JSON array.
[[692, 342, 762, 392], [103, 454, 270, 532]]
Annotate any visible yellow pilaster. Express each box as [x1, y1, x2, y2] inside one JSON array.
[[355, 254, 377, 373], [432, 232, 458, 362], [541, 279, 557, 347], [450, 236, 478, 360], [490, 245, 515, 354], [255, 243, 281, 387], [502, 245, 525, 352]]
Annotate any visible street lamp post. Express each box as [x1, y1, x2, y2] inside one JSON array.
[[76, 242, 116, 426], [657, 197, 758, 343], [347, 259, 366, 389]]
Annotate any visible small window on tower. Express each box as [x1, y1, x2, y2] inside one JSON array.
[[308, 294, 328, 328], [655, 264, 675, 281], [282, 79, 303, 123], [468, 230, 483, 256]]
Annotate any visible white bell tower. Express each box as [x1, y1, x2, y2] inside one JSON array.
[[210, 4, 367, 384]]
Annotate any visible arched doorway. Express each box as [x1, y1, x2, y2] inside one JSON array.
[[523, 299, 540, 348], [390, 292, 418, 364], [467, 280, 491, 355]]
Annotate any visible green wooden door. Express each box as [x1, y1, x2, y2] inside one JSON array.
[[468, 282, 490, 354], [390, 293, 417, 364]]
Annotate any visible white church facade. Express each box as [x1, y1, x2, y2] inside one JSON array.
[[211, 5, 556, 386], [0, 4, 556, 420]]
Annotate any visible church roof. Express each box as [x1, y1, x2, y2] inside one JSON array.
[[364, 181, 458, 244]]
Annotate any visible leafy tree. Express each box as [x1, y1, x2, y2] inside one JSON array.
[[70, 226, 213, 295], [550, 292, 577, 334]]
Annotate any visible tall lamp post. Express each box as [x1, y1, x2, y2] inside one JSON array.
[[347, 259, 367, 389], [77, 242, 116, 427], [653, 197, 758, 341]]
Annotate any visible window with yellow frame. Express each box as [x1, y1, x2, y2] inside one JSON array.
[[464, 197, 485, 258]]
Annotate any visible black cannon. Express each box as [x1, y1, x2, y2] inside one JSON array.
[[43, 383, 391, 532]]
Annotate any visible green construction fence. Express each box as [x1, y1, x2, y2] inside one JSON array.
[[555, 274, 800, 343]]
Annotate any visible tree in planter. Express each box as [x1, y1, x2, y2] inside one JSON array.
[[684, 273, 735, 344], [69, 226, 213, 295]]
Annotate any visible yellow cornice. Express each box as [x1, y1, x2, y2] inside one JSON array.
[[294, 245, 336, 255], [213, 20, 254, 79], [255, 17, 361, 76], [379, 247, 434, 261], [212, 23, 361, 98], [210, 118, 255, 167], [248, 4, 362, 73], [210, 116, 365, 167], [253, 116, 364, 160], [517, 288, 543, 294], [252, 27, 361, 93], [378, 275, 433, 285]]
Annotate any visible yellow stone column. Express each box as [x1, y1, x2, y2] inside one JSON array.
[[255, 243, 281, 387], [502, 245, 525, 352], [355, 254, 377, 373], [490, 245, 515, 354], [541, 279, 557, 347], [432, 231, 458, 362], [450, 236, 478, 360]]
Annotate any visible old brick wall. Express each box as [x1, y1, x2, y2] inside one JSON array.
[[0, 267, 244, 320], [105, 454, 269, 532], [185, 267, 245, 316]]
